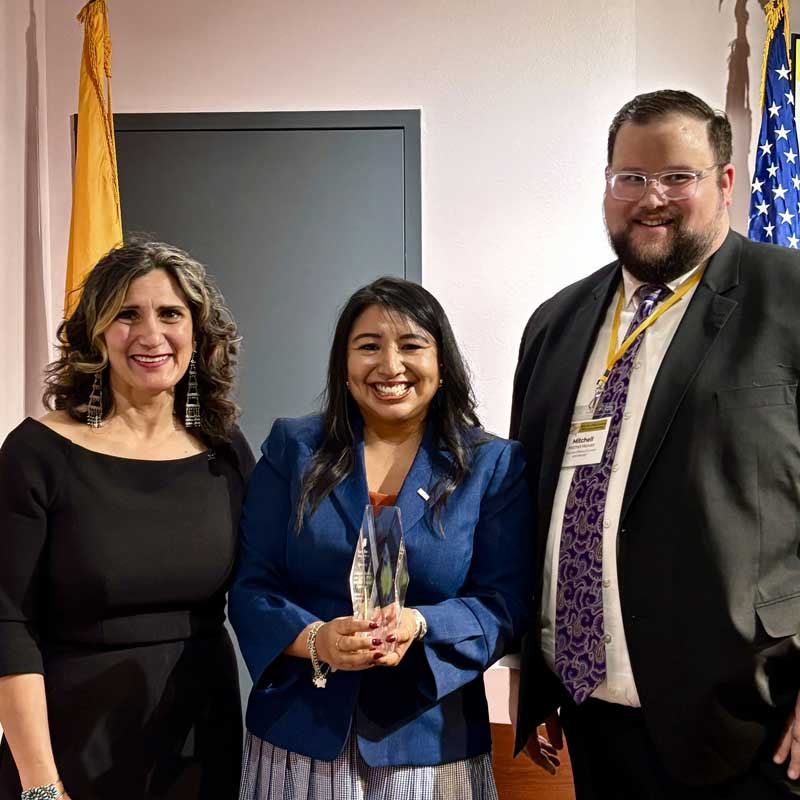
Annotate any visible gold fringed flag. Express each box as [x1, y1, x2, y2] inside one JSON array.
[[65, 0, 122, 316]]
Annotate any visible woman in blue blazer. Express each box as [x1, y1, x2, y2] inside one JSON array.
[[230, 277, 533, 799]]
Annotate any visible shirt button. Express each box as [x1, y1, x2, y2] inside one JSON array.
[[603, 633, 612, 644], [612, 463, 620, 472], [603, 519, 611, 528], [633, 361, 642, 370], [623, 411, 632, 420], [602, 579, 611, 588]]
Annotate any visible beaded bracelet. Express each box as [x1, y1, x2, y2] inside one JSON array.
[[307, 621, 330, 688], [21, 779, 64, 800]]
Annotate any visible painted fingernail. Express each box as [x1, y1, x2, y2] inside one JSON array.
[[371, 638, 382, 646], [373, 652, 382, 660], [369, 621, 379, 629], [386, 634, 396, 643]]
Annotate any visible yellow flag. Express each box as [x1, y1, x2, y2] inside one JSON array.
[[65, 0, 122, 317]]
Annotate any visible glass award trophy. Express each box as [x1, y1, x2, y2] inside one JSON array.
[[349, 505, 409, 653]]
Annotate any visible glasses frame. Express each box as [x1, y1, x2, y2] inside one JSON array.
[[605, 164, 721, 202]]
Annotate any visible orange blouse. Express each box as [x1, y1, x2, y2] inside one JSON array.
[[368, 490, 398, 509]]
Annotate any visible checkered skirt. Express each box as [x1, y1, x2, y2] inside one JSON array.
[[239, 730, 498, 800]]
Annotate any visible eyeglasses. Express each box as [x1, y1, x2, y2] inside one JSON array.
[[606, 165, 719, 202]]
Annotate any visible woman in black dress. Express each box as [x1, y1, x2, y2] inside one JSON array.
[[0, 240, 254, 799]]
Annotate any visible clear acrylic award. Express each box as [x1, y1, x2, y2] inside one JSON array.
[[349, 505, 409, 652]]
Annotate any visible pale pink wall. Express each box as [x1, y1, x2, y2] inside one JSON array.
[[1, 0, 29, 438], [1, 0, 51, 440]]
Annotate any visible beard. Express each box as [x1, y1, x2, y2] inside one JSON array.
[[606, 209, 721, 284]]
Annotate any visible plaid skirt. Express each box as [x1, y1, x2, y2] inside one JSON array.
[[239, 730, 499, 800]]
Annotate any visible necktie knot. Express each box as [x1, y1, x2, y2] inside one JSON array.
[[635, 282, 671, 311], [629, 283, 671, 331]]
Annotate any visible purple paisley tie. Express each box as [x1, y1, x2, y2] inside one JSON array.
[[555, 282, 671, 704]]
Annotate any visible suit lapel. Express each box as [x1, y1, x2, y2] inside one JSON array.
[[538, 266, 620, 521], [620, 231, 741, 520]]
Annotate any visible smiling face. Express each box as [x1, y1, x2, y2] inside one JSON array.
[[603, 113, 734, 283], [103, 269, 194, 402], [346, 304, 440, 430]]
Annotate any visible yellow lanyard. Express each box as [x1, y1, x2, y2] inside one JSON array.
[[589, 266, 705, 412]]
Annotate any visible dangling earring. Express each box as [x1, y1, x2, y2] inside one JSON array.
[[185, 351, 201, 428], [438, 378, 444, 388], [345, 380, 350, 388], [87, 373, 104, 429]]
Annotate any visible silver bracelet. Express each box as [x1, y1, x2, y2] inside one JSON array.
[[307, 621, 330, 688], [21, 780, 64, 800], [411, 608, 428, 640]]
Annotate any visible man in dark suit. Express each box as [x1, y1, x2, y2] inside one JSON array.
[[510, 89, 800, 798]]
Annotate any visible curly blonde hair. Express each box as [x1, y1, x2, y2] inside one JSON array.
[[44, 239, 242, 442]]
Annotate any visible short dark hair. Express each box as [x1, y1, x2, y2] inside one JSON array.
[[607, 89, 732, 166], [296, 276, 485, 529], [44, 238, 242, 442]]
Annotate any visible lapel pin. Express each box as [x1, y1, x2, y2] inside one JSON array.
[[417, 488, 430, 501]]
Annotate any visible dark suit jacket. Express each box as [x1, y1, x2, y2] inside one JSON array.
[[229, 414, 533, 766], [511, 230, 800, 785]]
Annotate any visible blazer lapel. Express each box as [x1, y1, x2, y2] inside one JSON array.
[[620, 230, 741, 520], [329, 419, 437, 538], [394, 427, 437, 535], [538, 265, 620, 521]]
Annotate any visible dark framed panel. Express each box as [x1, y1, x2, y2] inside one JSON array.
[[111, 110, 421, 280]]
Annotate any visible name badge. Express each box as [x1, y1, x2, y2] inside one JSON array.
[[562, 406, 612, 468]]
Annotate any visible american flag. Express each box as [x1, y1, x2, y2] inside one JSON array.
[[748, 6, 800, 247]]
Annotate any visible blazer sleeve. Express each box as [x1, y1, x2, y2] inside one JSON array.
[[414, 439, 534, 701], [0, 425, 65, 676], [228, 419, 317, 686]]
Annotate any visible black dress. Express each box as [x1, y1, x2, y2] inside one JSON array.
[[0, 419, 255, 800]]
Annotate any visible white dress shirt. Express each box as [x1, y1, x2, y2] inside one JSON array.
[[539, 265, 702, 706]]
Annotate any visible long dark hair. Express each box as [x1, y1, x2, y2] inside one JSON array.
[[43, 239, 242, 443], [296, 277, 485, 530]]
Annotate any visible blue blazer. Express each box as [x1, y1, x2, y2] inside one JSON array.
[[229, 415, 533, 766]]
